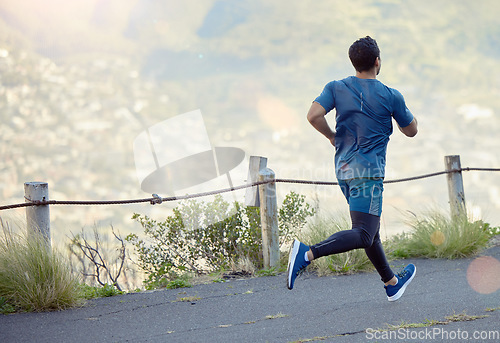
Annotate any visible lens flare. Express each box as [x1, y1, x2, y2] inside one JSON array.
[[466, 256, 500, 294], [430, 230, 445, 246]]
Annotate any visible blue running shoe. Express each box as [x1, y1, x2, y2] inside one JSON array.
[[385, 263, 416, 302], [287, 239, 311, 290]]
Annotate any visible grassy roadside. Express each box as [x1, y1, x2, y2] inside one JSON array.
[[1, 209, 498, 314], [388, 211, 493, 259], [0, 220, 82, 314], [0, 220, 128, 315], [296, 210, 499, 277]]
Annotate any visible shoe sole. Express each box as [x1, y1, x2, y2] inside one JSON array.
[[388, 265, 416, 302], [287, 240, 301, 290]]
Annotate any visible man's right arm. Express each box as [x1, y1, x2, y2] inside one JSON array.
[[398, 117, 418, 137], [307, 101, 336, 146]]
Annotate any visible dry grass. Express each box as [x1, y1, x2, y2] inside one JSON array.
[[389, 210, 491, 259], [0, 219, 82, 312]]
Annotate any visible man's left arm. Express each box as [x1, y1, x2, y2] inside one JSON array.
[[392, 89, 418, 138], [397, 117, 418, 137]]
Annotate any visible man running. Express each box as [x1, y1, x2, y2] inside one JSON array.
[[287, 36, 418, 301]]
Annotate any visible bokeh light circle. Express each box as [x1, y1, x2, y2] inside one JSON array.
[[466, 256, 500, 294], [430, 230, 445, 246]]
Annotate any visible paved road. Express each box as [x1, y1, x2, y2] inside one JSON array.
[[1, 245, 500, 343]]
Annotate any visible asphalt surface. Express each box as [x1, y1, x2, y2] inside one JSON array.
[[1, 245, 500, 343]]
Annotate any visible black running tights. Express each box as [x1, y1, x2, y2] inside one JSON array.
[[309, 211, 394, 283]]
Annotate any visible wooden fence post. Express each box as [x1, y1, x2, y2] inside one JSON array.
[[244, 156, 267, 207], [444, 155, 466, 218], [24, 182, 51, 247], [258, 167, 279, 269]]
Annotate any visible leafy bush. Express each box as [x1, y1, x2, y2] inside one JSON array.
[[279, 191, 316, 247], [0, 220, 81, 312], [79, 283, 123, 299], [484, 223, 500, 237], [127, 192, 315, 289], [0, 296, 15, 314], [390, 211, 491, 259], [298, 214, 373, 276], [166, 275, 192, 290], [255, 267, 279, 277], [127, 197, 260, 287]]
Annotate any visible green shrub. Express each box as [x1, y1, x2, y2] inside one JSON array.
[[166, 275, 192, 290], [0, 221, 82, 312], [279, 191, 316, 248], [127, 196, 261, 288], [127, 192, 315, 289], [78, 283, 123, 300], [390, 211, 491, 259], [140, 273, 193, 291], [484, 223, 500, 237], [255, 267, 278, 277], [0, 296, 15, 314], [298, 214, 373, 276]]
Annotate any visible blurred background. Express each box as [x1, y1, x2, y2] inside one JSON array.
[[0, 0, 499, 246]]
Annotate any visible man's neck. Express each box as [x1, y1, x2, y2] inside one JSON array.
[[355, 70, 377, 79]]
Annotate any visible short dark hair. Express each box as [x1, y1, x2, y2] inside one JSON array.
[[348, 36, 380, 73]]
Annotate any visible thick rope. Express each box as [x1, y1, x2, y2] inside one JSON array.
[[0, 167, 498, 211]]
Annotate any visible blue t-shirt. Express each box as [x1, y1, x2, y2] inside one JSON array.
[[314, 76, 414, 180]]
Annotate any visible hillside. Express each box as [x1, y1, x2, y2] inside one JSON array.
[[0, 0, 499, 240]]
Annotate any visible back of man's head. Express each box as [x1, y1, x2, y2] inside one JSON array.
[[348, 36, 380, 73]]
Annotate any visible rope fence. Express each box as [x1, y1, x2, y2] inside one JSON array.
[[4, 154, 500, 267], [1, 166, 499, 211]]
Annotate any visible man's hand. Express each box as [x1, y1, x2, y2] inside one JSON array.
[[307, 102, 336, 146]]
